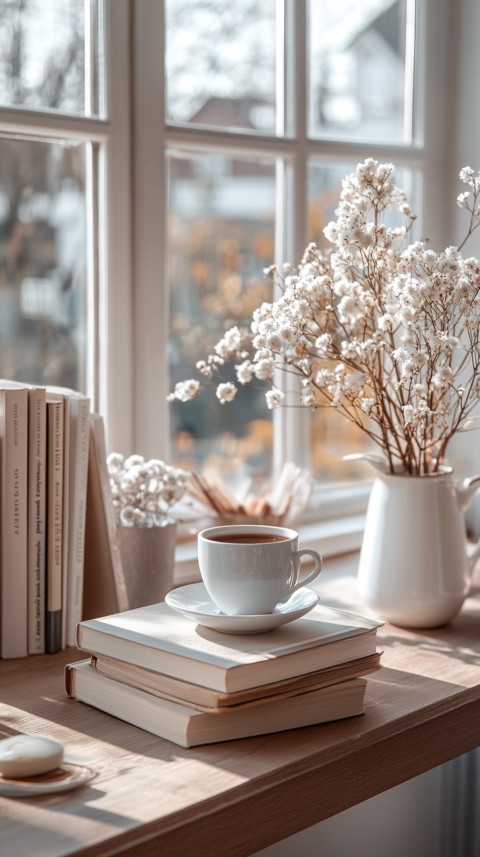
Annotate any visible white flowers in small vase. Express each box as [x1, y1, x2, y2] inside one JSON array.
[[107, 453, 189, 528], [169, 159, 480, 476]]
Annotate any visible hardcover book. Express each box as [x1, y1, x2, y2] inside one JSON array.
[[47, 392, 70, 651], [91, 650, 382, 709], [82, 413, 128, 622], [65, 659, 368, 748], [44, 387, 91, 647], [0, 386, 29, 659], [76, 601, 381, 693], [45, 398, 64, 654], [27, 387, 47, 654]]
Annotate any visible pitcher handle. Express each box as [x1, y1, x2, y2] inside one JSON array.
[[459, 474, 480, 573], [463, 473, 480, 490]]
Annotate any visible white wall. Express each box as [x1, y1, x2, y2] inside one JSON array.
[[451, 0, 480, 536]]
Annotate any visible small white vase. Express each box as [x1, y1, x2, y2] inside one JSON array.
[[117, 520, 177, 609], [347, 457, 480, 628]]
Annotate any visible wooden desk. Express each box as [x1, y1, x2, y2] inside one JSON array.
[[1, 558, 480, 857]]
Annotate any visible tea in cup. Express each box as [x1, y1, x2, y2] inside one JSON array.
[[197, 524, 323, 616]]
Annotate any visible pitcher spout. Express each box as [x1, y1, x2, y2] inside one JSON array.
[[343, 453, 391, 475]]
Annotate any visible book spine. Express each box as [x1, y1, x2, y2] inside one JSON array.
[[60, 396, 70, 650], [27, 388, 47, 654], [0, 388, 29, 659], [46, 399, 64, 654], [65, 397, 91, 646]]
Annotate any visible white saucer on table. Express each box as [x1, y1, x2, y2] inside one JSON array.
[[0, 762, 96, 797], [165, 583, 319, 634]]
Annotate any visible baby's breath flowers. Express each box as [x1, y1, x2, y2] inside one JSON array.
[[107, 454, 188, 528], [169, 159, 480, 476]]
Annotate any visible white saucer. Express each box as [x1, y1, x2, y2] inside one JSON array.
[[0, 763, 96, 797], [165, 583, 319, 634]]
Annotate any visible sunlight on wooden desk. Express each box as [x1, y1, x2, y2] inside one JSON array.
[[1, 553, 480, 857]]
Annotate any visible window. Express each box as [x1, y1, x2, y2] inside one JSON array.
[[2, 0, 477, 522], [156, 0, 427, 491], [0, 1, 96, 392], [0, 0, 131, 445]]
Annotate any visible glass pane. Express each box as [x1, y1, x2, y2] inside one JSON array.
[[0, 136, 88, 391], [166, 0, 277, 134], [308, 160, 416, 247], [0, 0, 101, 115], [168, 150, 276, 483], [307, 160, 417, 482], [308, 0, 410, 143]]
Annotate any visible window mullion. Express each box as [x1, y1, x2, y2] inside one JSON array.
[[291, 0, 308, 262], [100, 0, 133, 452], [86, 142, 99, 410], [131, 0, 169, 460], [403, 0, 417, 143], [274, 0, 311, 473]]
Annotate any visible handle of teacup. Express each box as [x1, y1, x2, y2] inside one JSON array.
[[291, 549, 323, 592]]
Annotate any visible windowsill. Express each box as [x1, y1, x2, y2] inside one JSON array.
[[303, 481, 371, 523], [173, 514, 366, 587]]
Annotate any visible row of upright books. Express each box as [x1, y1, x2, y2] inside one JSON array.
[[66, 600, 383, 747], [0, 380, 125, 660], [0, 380, 91, 658]]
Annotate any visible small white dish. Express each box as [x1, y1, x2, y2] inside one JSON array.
[[165, 583, 319, 633], [0, 762, 96, 798]]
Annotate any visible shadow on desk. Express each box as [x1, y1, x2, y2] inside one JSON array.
[[1, 642, 477, 782]]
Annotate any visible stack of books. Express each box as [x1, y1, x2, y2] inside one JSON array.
[[67, 602, 382, 747], [0, 381, 125, 660]]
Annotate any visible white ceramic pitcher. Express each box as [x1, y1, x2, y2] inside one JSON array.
[[346, 455, 480, 628]]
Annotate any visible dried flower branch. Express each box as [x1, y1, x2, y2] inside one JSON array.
[[169, 159, 480, 476], [107, 454, 188, 527]]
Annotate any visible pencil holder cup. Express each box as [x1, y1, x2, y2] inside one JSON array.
[[117, 520, 177, 609]]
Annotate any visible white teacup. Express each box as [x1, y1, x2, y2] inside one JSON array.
[[197, 524, 323, 616]]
